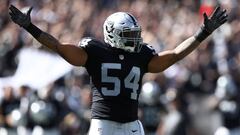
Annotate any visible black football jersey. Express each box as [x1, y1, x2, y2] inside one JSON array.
[[79, 37, 156, 123]]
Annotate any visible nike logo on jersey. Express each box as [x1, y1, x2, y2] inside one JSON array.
[[131, 130, 138, 133]]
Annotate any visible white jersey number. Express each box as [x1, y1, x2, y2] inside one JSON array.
[[101, 63, 140, 100]]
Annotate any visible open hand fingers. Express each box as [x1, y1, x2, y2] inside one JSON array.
[[27, 7, 33, 16], [217, 9, 228, 24], [9, 11, 13, 16], [219, 13, 228, 21], [9, 4, 32, 27], [219, 15, 228, 24], [203, 12, 209, 21], [9, 8, 16, 20], [216, 9, 227, 20], [210, 6, 220, 19], [9, 5, 23, 15], [209, 6, 228, 25]]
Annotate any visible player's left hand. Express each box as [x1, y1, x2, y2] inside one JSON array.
[[195, 6, 228, 42], [202, 6, 228, 34], [9, 5, 32, 28]]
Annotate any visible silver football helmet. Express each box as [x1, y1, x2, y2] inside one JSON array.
[[103, 12, 143, 52]]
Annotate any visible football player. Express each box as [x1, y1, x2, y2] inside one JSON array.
[[9, 5, 228, 135]]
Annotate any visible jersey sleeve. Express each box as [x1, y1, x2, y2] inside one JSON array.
[[140, 43, 157, 65], [79, 37, 104, 54], [78, 37, 105, 69], [78, 37, 95, 53]]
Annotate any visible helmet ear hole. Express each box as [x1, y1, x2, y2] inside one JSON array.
[[108, 35, 113, 39], [118, 32, 122, 37]]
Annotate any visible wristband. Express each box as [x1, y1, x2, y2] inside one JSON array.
[[24, 23, 42, 38], [194, 26, 211, 42]]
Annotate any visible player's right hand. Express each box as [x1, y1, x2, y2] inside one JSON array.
[[202, 6, 228, 34], [9, 5, 32, 28]]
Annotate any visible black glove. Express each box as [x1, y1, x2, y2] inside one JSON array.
[[195, 6, 228, 42], [9, 5, 42, 38], [9, 5, 32, 28]]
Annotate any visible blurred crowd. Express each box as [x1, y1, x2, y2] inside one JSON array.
[[0, 0, 240, 135]]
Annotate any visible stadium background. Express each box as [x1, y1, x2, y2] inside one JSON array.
[[0, 0, 240, 135]]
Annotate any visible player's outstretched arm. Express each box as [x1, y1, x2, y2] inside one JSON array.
[[9, 5, 87, 66], [148, 6, 228, 73]]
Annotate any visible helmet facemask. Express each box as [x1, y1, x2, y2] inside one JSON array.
[[117, 28, 143, 52]]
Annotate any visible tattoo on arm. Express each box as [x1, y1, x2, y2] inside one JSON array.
[[37, 32, 61, 53], [34, 31, 87, 66]]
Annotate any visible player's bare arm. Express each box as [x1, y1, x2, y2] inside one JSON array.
[[9, 5, 87, 66], [37, 33, 87, 66], [148, 6, 228, 73]]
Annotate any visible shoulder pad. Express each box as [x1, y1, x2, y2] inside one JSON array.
[[78, 37, 105, 48], [141, 43, 157, 55], [78, 37, 94, 48], [78, 37, 108, 57]]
